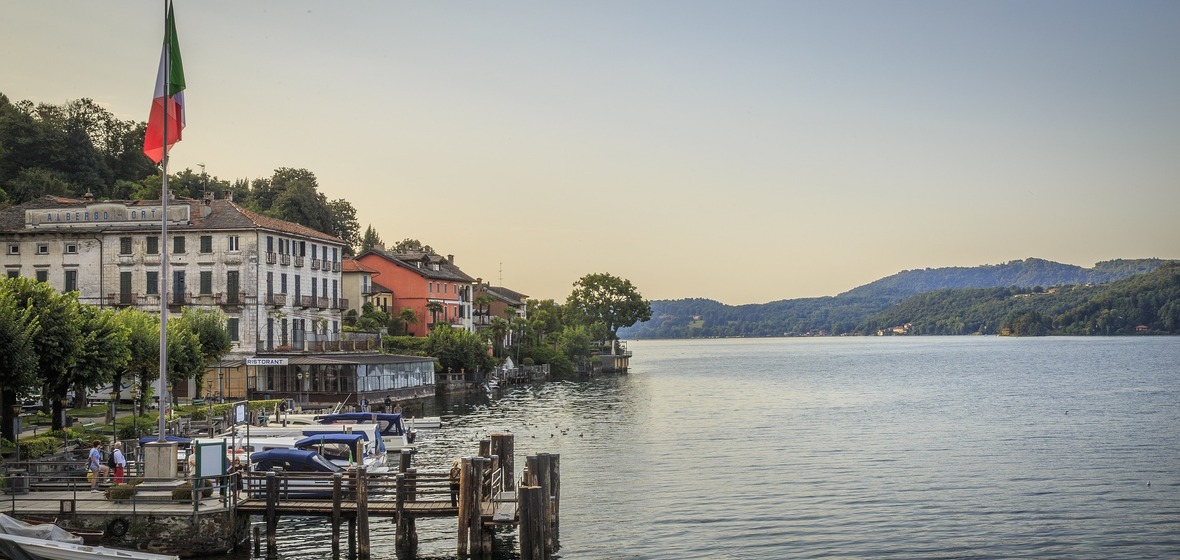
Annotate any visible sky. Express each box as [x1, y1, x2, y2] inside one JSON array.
[[3, 1, 1179, 305]]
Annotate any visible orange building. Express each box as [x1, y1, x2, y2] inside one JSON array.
[[356, 249, 476, 336]]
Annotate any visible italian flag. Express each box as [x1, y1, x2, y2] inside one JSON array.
[[143, 1, 186, 164]]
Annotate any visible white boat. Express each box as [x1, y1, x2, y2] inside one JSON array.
[[0, 532, 177, 560]]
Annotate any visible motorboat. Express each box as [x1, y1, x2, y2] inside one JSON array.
[[245, 449, 343, 498], [236, 413, 415, 452], [0, 532, 177, 560]]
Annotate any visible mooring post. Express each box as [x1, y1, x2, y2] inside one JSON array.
[[348, 518, 356, 560], [265, 471, 278, 560], [253, 525, 260, 557], [490, 433, 515, 491], [332, 472, 343, 556], [399, 448, 413, 473], [479, 438, 491, 459], [357, 466, 370, 560], [476, 458, 492, 556], [536, 454, 553, 555], [456, 458, 470, 558], [524, 455, 538, 486], [518, 485, 545, 560], [550, 454, 560, 549]]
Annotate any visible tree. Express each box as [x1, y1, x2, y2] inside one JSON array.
[[426, 325, 492, 377], [488, 317, 509, 358], [176, 308, 232, 391], [0, 283, 40, 442], [327, 198, 360, 255], [5, 277, 83, 431], [117, 308, 160, 417], [565, 273, 652, 344], [391, 238, 435, 254], [70, 305, 130, 409], [360, 224, 385, 254], [426, 301, 443, 329], [397, 307, 418, 336]]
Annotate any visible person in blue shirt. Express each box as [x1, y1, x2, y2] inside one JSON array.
[[87, 441, 103, 492]]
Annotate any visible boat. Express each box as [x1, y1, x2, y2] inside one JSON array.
[[0, 532, 177, 560], [11, 517, 102, 546], [233, 412, 416, 452]]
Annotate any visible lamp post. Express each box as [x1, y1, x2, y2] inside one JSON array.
[[130, 387, 140, 440], [295, 372, 304, 413]]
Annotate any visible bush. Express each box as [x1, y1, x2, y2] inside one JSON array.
[[171, 480, 213, 500], [107, 483, 137, 500]]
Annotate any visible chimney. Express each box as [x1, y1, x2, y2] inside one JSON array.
[[447, 254, 454, 265], [201, 191, 214, 217], [375, 242, 385, 251], [83, 192, 95, 202]]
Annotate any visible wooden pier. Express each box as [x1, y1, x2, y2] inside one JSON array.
[[241, 433, 559, 560]]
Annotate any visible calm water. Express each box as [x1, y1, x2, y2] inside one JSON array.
[[265, 337, 1180, 559]]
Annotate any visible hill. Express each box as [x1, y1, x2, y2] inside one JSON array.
[[620, 258, 1177, 338]]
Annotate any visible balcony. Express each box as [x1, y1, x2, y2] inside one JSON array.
[[266, 252, 277, 264], [280, 254, 291, 266], [316, 297, 330, 309], [332, 262, 341, 272], [108, 293, 139, 307], [168, 292, 191, 307], [294, 256, 305, 267], [218, 292, 247, 307], [300, 295, 313, 308], [336, 298, 349, 310], [310, 259, 321, 270], [267, 293, 287, 307]]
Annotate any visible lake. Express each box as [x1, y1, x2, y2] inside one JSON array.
[[266, 336, 1180, 559]]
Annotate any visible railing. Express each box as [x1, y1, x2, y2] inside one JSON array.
[[294, 256, 305, 267], [317, 297, 330, 309], [300, 295, 313, 308], [280, 254, 291, 266], [266, 252, 277, 264], [170, 292, 191, 306], [311, 259, 321, 270], [108, 293, 139, 307], [267, 294, 287, 307], [337, 298, 349, 310]]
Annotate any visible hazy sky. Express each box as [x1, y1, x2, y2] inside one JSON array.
[[3, 1, 1178, 304]]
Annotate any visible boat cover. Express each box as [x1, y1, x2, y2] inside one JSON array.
[[0, 514, 82, 544]]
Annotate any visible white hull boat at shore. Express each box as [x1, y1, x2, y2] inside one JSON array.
[[0, 532, 178, 560]]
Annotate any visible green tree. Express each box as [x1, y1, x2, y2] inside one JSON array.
[[118, 308, 160, 417], [426, 301, 443, 329], [176, 308, 232, 391], [426, 325, 492, 377], [0, 284, 40, 442], [391, 238, 435, 254], [556, 325, 594, 363], [5, 277, 83, 431], [397, 307, 418, 336], [360, 224, 385, 254], [70, 305, 130, 409], [327, 198, 360, 255], [565, 273, 652, 344]]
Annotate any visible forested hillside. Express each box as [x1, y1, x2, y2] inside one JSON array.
[[621, 258, 1178, 338]]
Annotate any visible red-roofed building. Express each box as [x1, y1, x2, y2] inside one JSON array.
[[356, 248, 476, 336]]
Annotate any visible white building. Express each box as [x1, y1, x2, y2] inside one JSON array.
[[0, 193, 347, 358]]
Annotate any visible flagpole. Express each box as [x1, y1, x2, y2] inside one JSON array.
[[157, 0, 171, 443]]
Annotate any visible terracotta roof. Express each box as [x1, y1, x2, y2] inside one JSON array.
[[342, 258, 378, 274], [485, 285, 528, 304], [230, 201, 344, 243]]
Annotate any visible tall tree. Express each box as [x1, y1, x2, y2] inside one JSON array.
[[565, 273, 652, 344], [0, 284, 40, 442], [5, 278, 83, 431], [327, 198, 360, 254], [117, 308, 160, 417], [360, 224, 385, 254], [176, 308, 232, 391], [391, 238, 435, 254], [70, 305, 131, 409]]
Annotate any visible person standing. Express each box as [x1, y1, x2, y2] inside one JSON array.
[[449, 459, 461, 507], [87, 441, 103, 492], [111, 442, 127, 485]]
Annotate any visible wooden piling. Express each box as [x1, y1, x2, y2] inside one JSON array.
[[399, 449, 413, 473], [518, 485, 545, 560], [348, 518, 356, 560], [265, 471, 278, 560], [356, 466, 370, 560], [550, 454, 560, 548], [253, 525, 260, 557], [490, 433, 515, 491], [456, 458, 472, 558], [332, 472, 343, 556], [535, 454, 553, 555]]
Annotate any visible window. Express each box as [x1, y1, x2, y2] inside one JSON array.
[[266, 236, 274, 253], [120, 237, 132, 255], [228, 236, 240, 252], [119, 271, 132, 304], [64, 270, 77, 292], [200, 235, 213, 253], [227, 318, 240, 342], [146, 271, 159, 295], [227, 271, 240, 302], [332, 248, 338, 263], [37, 244, 49, 255], [296, 275, 303, 300], [299, 241, 306, 257], [35, 270, 48, 283], [173, 236, 185, 254], [281, 273, 288, 294], [146, 236, 158, 255], [322, 278, 327, 299], [310, 279, 316, 300], [312, 245, 318, 259], [200, 271, 213, 294], [7, 244, 19, 255], [66, 243, 77, 254]]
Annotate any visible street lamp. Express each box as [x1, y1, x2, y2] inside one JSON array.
[[295, 372, 304, 412], [130, 388, 140, 440], [110, 390, 119, 445]]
